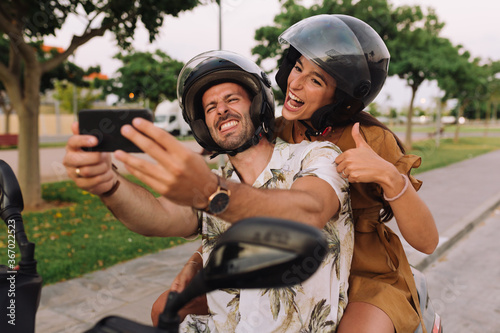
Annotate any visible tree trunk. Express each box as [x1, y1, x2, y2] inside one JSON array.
[[0, 95, 13, 134], [4, 109, 11, 134], [405, 86, 417, 150], [484, 101, 491, 137], [17, 101, 42, 210], [16, 62, 43, 209], [454, 103, 466, 144], [493, 102, 498, 124]]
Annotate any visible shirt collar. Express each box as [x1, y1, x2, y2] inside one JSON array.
[[220, 138, 289, 188]]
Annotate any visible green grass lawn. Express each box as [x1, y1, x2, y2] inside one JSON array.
[[1, 135, 499, 286], [0, 176, 189, 286], [410, 137, 500, 174], [390, 123, 500, 134]]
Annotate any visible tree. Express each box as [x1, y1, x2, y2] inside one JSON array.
[[0, 0, 200, 209], [53, 80, 103, 114], [0, 36, 13, 134], [436, 47, 486, 143], [104, 50, 184, 110], [387, 6, 446, 149], [484, 61, 500, 134], [0, 36, 88, 133], [52, 65, 108, 115]]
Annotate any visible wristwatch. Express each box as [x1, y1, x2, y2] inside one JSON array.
[[205, 176, 231, 215]]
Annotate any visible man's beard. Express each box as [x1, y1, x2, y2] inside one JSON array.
[[210, 112, 255, 151]]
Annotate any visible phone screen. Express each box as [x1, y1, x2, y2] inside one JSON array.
[[78, 109, 153, 152]]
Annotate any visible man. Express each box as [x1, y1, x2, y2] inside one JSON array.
[[63, 50, 353, 332]]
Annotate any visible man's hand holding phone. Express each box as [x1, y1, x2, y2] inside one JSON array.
[[64, 109, 152, 196], [63, 121, 118, 196]]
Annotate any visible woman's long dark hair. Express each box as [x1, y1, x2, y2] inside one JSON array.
[[349, 111, 406, 222], [350, 111, 406, 154]]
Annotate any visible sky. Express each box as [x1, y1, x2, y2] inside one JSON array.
[[44, 0, 500, 111]]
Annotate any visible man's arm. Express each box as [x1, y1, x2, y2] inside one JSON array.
[[335, 123, 438, 254], [117, 119, 341, 229], [100, 175, 199, 237], [63, 122, 198, 238], [220, 176, 338, 229]]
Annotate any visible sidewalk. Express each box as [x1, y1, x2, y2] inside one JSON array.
[[35, 149, 500, 332]]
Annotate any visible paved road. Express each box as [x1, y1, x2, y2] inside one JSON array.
[[423, 204, 500, 333]]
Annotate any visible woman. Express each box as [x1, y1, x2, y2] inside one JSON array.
[[274, 14, 438, 333], [152, 14, 438, 333]]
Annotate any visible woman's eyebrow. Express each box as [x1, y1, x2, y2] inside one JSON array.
[[297, 58, 329, 84]]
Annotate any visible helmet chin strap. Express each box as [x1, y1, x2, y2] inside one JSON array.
[[298, 120, 323, 141], [209, 124, 268, 159], [298, 97, 344, 140], [300, 91, 360, 140]]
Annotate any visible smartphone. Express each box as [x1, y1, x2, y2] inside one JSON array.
[[78, 109, 153, 152]]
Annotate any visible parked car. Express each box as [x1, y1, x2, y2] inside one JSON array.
[[153, 100, 192, 137]]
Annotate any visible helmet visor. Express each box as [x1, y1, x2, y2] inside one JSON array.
[[279, 15, 370, 97]]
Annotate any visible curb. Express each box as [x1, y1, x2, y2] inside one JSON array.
[[412, 191, 500, 271]]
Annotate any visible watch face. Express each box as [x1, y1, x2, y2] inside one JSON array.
[[209, 192, 230, 215]]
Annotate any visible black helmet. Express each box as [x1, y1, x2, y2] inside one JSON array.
[[276, 14, 390, 134], [177, 50, 275, 156]]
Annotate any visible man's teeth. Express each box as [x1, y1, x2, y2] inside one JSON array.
[[220, 120, 238, 131]]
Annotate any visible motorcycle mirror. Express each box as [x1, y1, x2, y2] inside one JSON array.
[[203, 216, 328, 290], [87, 217, 328, 333], [158, 217, 328, 330]]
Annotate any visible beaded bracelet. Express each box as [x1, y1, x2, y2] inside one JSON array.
[[383, 174, 410, 202]]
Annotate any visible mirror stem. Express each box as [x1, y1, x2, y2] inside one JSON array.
[[158, 272, 208, 331]]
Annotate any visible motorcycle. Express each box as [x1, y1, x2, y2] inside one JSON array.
[[0, 159, 442, 332], [86, 215, 329, 333], [0, 160, 43, 333], [413, 267, 443, 333], [85, 233, 442, 333]]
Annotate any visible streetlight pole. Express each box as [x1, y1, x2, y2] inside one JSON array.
[[435, 98, 442, 148], [73, 83, 77, 120], [217, 0, 226, 168], [217, 0, 222, 50]]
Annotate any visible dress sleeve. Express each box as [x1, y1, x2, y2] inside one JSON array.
[[361, 125, 423, 191]]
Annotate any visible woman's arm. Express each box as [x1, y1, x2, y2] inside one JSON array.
[[336, 123, 438, 254]]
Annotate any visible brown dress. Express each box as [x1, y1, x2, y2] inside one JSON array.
[[276, 118, 426, 333]]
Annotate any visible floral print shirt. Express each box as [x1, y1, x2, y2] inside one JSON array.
[[181, 138, 354, 333]]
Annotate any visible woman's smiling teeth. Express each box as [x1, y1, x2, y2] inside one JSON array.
[[287, 92, 304, 109], [220, 120, 239, 131]]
